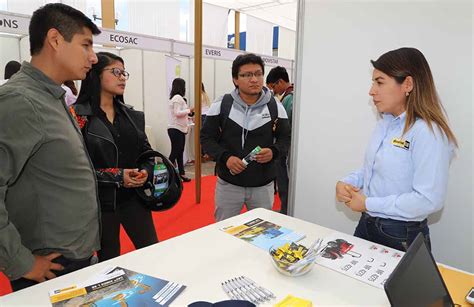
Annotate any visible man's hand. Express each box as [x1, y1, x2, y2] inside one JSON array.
[[226, 156, 246, 175], [336, 181, 359, 203], [255, 148, 273, 163], [22, 253, 64, 283], [346, 187, 367, 212]]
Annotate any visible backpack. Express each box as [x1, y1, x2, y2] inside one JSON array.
[[218, 93, 279, 135]]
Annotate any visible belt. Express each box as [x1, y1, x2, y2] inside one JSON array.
[[362, 212, 427, 227]]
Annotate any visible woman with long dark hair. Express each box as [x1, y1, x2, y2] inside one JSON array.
[[168, 77, 193, 182], [72, 52, 158, 261], [336, 47, 457, 251]]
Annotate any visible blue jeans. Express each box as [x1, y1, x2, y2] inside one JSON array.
[[354, 213, 431, 252]]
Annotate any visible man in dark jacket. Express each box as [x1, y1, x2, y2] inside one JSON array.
[[201, 54, 291, 221]]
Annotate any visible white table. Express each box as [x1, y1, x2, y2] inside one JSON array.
[[0, 208, 390, 306]]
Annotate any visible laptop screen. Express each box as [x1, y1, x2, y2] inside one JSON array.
[[384, 233, 454, 307]]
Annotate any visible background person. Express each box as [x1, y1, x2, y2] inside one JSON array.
[[266, 66, 294, 215], [336, 47, 457, 251], [73, 52, 158, 261], [0, 60, 21, 85], [168, 77, 193, 182], [62, 80, 78, 106]]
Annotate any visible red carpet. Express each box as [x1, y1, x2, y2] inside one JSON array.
[[0, 175, 281, 296]]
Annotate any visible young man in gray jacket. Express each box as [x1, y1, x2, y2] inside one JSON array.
[[201, 54, 291, 221], [0, 3, 101, 291]]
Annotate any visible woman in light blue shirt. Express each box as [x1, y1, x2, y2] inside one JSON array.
[[336, 48, 457, 251]]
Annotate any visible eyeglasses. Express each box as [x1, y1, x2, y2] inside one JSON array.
[[104, 68, 130, 80], [238, 71, 264, 79]]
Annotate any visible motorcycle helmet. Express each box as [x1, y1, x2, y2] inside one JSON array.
[[135, 150, 183, 211]]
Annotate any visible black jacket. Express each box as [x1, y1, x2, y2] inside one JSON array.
[[71, 100, 152, 211], [201, 88, 290, 187]]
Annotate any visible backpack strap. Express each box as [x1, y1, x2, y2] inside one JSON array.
[[268, 97, 279, 134], [219, 93, 234, 133]]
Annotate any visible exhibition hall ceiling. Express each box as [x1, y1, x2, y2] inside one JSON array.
[[203, 0, 297, 31]]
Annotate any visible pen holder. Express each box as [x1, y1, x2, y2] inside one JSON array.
[[269, 242, 316, 277]]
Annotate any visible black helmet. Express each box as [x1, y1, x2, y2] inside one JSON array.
[[135, 150, 183, 211]]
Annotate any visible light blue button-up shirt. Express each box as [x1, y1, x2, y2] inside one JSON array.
[[342, 112, 454, 221]]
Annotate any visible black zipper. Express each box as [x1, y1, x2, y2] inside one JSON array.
[[88, 131, 119, 211]]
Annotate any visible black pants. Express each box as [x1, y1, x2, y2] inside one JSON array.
[[201, 115, 207, 156], [276, 155, 289, 215], [354, 212, 431, 252], [168, 128, 186, 176], [10, 255, 94, 291], [98, 196, 158, 262]]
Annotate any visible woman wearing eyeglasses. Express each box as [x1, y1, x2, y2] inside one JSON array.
[[72, 52, 158, 261]]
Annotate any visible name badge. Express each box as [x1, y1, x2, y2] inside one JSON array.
[[392, 138, 410, 150]]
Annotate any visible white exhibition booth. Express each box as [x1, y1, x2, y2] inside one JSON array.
[[0, 10, 294, 156]]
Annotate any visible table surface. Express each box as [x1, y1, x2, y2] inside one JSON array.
[[1, 208, 391, 306]]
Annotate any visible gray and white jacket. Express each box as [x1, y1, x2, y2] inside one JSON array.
[[201, 87, 290, 187]]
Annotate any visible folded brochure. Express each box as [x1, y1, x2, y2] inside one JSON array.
[[49, 266, 185, 306], [221, 218, 306, 251]]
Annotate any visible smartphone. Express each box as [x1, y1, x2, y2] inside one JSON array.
[[466, 287, 474, 304]]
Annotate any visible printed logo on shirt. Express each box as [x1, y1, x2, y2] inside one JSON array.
[[392, 138, 410, 150], [262, 112, 271, 119]]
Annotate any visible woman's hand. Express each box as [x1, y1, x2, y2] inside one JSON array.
[[123, 169, 148, 188], [336, 181, 358, 203], [345, 188, 367, 212]]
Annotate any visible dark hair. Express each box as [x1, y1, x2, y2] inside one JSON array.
[[29, 3, 100, 55], [371, 47, 457, 146], [64, 80, 78, 95], [170, 78, 186, 99], [202, 82, 206, 93], [4, 60, 21, 79], [76, 52, 125, 111], [266, 66, 289, 84], [231, 53, 265, 79]]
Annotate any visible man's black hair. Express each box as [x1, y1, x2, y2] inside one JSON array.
[[231, 53, 265, 79], [4, 60, 21, 79], [29, 3, 101, 56], [266, 66, 289, 84]]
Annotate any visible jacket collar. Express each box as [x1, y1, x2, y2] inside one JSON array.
[[20, 61, 65, 100]]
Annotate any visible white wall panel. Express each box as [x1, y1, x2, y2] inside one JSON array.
[[0, 36, 20, 79], [292, 0, 473, 271], [214, 59, 234, 102], [143, 50, 169, 154], [203, 3, 228, 48], [6, 0, 58, 15], [119, 49, 143, 111], [246, 15, 273, 56], [278, 27, 295, 60], [19, 36, 30, 62], [127, 0, 179, 40], [202, 58, 215, 102]]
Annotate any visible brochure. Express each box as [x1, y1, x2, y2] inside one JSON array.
[[314, 231, 403, 289], [49, 266, 185, 306], [221, 218, 306, 251]]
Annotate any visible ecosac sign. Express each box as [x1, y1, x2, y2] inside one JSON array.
[[95, 29, 172, 52]]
